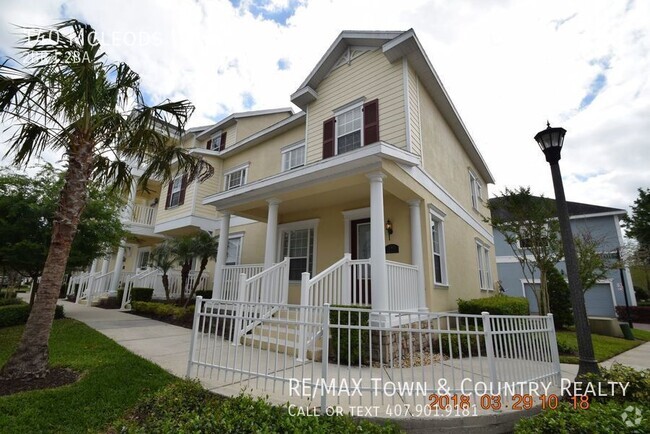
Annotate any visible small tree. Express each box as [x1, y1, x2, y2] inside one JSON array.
[[487, 187, 564, 315], [149, 241, 176, 301], [172, 236, 195, 304], [547, 266, 573, 329], [574, 232, 610, 293], [623, 188, 650, 250], [184, 231, 218, 307]]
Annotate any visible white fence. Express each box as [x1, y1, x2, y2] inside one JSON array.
[[121, 269, 209, 309], [188, 299, 561, 417], [127, 203, 157, 226], [386, 260, 419, 311]]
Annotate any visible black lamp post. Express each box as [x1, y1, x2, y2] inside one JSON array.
[[534, 122, 600, 378]]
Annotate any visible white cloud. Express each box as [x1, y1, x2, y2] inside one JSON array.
[[0, 0, 648, 213]]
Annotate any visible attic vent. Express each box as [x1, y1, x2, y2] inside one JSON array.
[[332, 46, 375, 70]]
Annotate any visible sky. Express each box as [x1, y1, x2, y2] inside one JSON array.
[[0, 0, 648, 214]]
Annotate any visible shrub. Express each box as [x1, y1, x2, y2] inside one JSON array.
[[117, 289, 124, 306], [66, 284, 79, 302], [515, 401, 650, 433], [97, 296, 120, 309], [547, 267, 574, 329], [113, 380, 401, 433], [584, 364, 650, 404], [439, 326, 486, 358], [457, 295, 530, 316], [131, 301, 194, 321], [131, 287, 154, 302], [195, 290, 213, 299], [0, 290, 17, 299], [0, 298, 23, 307], [616, 306, 650, 324], [0, 302, 64, 328], [329, 305, 371, 365]]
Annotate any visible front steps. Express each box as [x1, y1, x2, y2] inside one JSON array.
[[240, 309, 323, 361]]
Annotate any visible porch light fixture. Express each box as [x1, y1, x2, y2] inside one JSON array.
[[534, 122, 599, 378], [385, 220, 393, 240]]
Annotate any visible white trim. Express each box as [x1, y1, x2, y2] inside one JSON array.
[[402, 164, 494, 242], [403, 57, 411, 153], [333, 97, 366, 116], [569, 210, 627, 220], [134, 247, 152, 272], [216, 215, 257, 229], [223, 163, 250, 191], [154, 214, 219, 234], [217, 232, 244, 266], [495, 255, 521, 264], [415, 71, 423, 166], [613, 215, 637, 306], [335, 101, 364, 156], [281, 141, 306, 172], [197, 107, 294, 140], [468, 169, 482, 211], [429, 209, 448, 286], [277, 219, 319, 281], [520, 278, 540, 298], [476, 241, 493, 291]]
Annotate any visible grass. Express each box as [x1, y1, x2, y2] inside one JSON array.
[[0, 319, 178, 433], [557, 328, 648, 364]]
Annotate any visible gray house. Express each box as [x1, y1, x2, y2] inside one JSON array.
[[491, 198, 637, 318]]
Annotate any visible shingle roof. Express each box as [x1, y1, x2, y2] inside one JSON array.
[[488, 196, 626, 221]]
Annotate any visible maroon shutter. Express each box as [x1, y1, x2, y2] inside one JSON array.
[[219, 131, 227, 151], [178, 175, 188, 206], [164, 181, 173, 209], [322, 117, 335, 159], [206, 139, 212, 150], [363, 99, 379, 145]]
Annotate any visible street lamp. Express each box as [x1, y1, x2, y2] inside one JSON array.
[[534, 122, 600, 378]]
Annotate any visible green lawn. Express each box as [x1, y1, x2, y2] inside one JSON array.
[[0, 319, 178, 433], [557, 328, 648, 364]]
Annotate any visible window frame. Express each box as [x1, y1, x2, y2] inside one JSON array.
[[429, 207, 448, 286], [476, 241, 493, 291], [223, 164, 249, 191], [334, 101, 364, 156], [277, 219, 319, 282], [469, 170, 482, 211], [169, 175, 184, 208], [209, 130, 223, 151], [281, 141, 306, 172]]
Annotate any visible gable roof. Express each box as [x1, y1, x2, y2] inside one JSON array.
[[290, 29, 495, 184], [488, 196, 626, 221], [196, 108, 294, 140]]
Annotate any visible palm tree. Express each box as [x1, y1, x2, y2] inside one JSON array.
[[149, 241, 176, 301], [0, 20, 212, 379], [172, 236, 195, 304], [184, 231, 218, 307]]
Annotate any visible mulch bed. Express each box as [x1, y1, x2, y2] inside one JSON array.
[[0, 367, 80, 396], [128, 311, 194, 329]]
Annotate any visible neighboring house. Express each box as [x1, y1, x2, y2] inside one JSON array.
[[74, 29, 498, 316], [491, 197, 637, 318]]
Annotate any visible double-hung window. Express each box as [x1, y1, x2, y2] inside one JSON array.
[[430, 208, 448, 286], [322, 99, 379, 159], [336, 105, 363, 154], [476, 242, 493, 290], [207, 130, 227, 151], [281, 142, 305, 171], [168, 175, 184, 208], [224, 165, 248, 191], [279, 220, 317, 281], [469, 171, 482, 210]]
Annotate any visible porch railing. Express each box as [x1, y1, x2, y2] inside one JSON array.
[[233, 258, 290, 341], [85, 271, 114, 306], [127, 203, 157, 227], [122, 268, 159, 309], [220, 264, 264, 301], [386, 260, 419, 311], [121, 268, 209, 309]]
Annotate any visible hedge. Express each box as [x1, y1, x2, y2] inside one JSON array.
[[329, 305, 371, 365], [0, 302, 65, 328], [0, 290, 18, 299], [0, 298, 23, 307], [195, 290, 213, 299], [131, 287, 154, 302], [131, 301, 194, 321], [457, 295, 530, 316], [616, 306, 650, 324]]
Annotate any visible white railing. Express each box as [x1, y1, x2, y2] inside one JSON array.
[[73, 273, 96, 303], [220, 264, 264, 301], [168, 270, 209, 299], [386, 260, 419, 311], [234, 258, 290, 340], [350, 259, 371, 305], [127, 203, 157, 227], [121, 268, 210, 310], [188, 300, 562, 417], [121, 268, 159, 309], [85, 271, 114, 306]]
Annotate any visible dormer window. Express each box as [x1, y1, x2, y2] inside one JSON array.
[[322, 99, 379, 159], [207, 130, 227, 152]]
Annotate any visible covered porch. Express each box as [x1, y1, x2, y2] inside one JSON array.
[[205, 147, 429, 313]]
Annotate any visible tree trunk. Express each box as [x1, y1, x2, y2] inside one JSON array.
[[28, 277, 40, 307], [162, 273, 170, 301], [184, 257, 208, 308], [179, 262, 191, 303], [0, 142, 93, 380]]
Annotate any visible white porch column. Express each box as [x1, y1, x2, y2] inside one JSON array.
[[101, 255, 110, 274], [264, 199, 281, 269], [367, 173, 389, 312], [121, 178, 138, 220], [408, 199, 427, 312], [90, 259, 98, 273], [212, 211, 231, 299], [108, 242, 126, 295]]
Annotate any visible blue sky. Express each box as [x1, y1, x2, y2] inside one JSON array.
[[0, 0, 648, 213]]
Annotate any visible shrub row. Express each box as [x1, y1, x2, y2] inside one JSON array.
[[329, 305, 371, 365], [113, 380, 401, 433], [131, 301, 194, 321], [0, 290, 18, 299], [457, 295, 530, 316], [0, 298, 23, 307], [131, 287, 154, 302], [616, 306, 650, 324], [0, 302, 64, 328]]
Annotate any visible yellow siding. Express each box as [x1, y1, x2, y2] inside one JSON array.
[[418, 77, 491, 223], [305, 49, 406, 164], [193, 156, 223, 219], [407, 63, 422, 157], [221, 125, 305, 186], [235, 112, 292, 143]]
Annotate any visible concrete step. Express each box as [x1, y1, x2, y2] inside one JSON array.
[[241, 333, 322, 361], [249, 325, 323, 347]]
